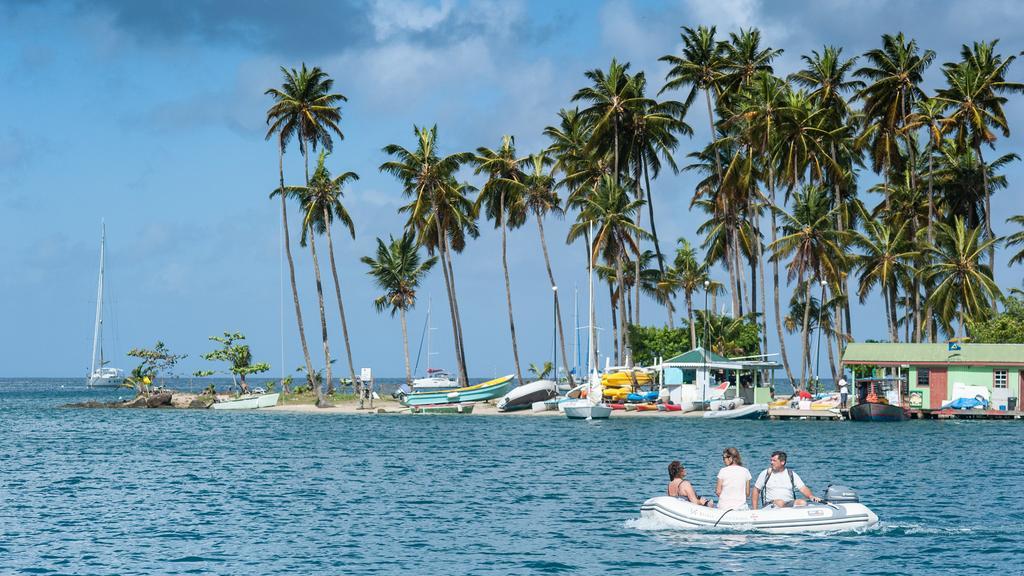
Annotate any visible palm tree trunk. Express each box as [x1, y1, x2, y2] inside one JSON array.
[[434, 217, 468, 387], [536, 214, 573, 386], [401, 307, 411, 386], [976, 143, 995, 275], [323, 206, 358, 390], [768, 174, 796, 384], [617, 256, 631, 365], [634, 161, 644, 327], [499, 191, 524, 386], [307, 232, 330, 405], [643, 162, 665, 274], [445, 234, 471, 383], [889, 282, 899, 343], [686, 292, 695, 348], [926, 151, 935, 343], [734, 231, 746, 316], [277, 145, 314, 388], [800, 278, 812, 391], [607, 281, 618, 365]]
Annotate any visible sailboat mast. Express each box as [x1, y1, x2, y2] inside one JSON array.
[[426, 295, 432, 372], [90, 221, 105, 376], [588, 221, 596, 373]]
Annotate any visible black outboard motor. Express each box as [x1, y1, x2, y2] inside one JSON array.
[[825, 485, 860, 503]]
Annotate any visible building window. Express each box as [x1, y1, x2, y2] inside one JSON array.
[[994, 370, 1008, 389], [917, 368, 930, 387]]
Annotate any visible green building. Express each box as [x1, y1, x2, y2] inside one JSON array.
[[841, 343, 1024, 411]]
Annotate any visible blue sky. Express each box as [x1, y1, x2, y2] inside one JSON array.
[[2, 0, 1023, 378]]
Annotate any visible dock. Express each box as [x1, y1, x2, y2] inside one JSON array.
[[768, 409, 842, 421]]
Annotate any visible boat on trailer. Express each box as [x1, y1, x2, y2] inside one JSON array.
[[640, 485, 878, 534]]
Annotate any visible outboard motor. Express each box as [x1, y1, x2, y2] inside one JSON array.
[[825, 485, 860, 503]]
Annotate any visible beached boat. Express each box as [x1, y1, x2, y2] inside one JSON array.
[[640, 485, 878, 534], [211, 392, 280, 410], [498, 380, 557, 412], [411, 402, 475, 414], [395, 375, 514, 407], [702, 403, 768, 420], [563, 371, 611, 419], [86, 222, 124, 388]]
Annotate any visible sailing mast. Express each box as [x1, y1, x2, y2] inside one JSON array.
[[89, 221, 106, 379]]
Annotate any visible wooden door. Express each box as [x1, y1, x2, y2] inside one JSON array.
[[928, 368, 947, 409]]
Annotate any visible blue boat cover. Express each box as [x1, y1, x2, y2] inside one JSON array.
[[941, 396, 989, 410]]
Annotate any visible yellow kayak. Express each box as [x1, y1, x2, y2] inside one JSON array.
[[602, 371, 652, 386]]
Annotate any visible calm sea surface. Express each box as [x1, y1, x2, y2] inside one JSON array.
[[2, 378, 1022, 575]]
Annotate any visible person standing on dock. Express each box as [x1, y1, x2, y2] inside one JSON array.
[[839, 375, 849, 409]]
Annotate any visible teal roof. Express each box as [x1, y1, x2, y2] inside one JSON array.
[[665, 347, 731, 364], [842, 342, 1024, 366]]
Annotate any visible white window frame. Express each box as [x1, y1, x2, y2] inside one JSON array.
[[994, 369, 1008, 389]]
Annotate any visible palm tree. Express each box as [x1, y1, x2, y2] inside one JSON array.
[[721, 28, 783, 100], [660, 25, 727, 162], [854, 33, 935, 209], [672, 239, 712, 346], [852, 217, 918, 342], [931, 140, 1018, 230], [769, 186, 846, 389], [727, 71, 796, 382], [1006, 215, 1024, 267], [936, 41, 1024, 272], [572, 58, 636, 185], [509, 153, 573, 385], [922, 218, 1001, 337], [380, 125, 476, 386], [289, 152, 359, 393], [567, 175, 649, 364], [361, 233, 438, 386], [262, 63, 346, 403], [474, 135, 528, 386], [903, 97, 946, 245]]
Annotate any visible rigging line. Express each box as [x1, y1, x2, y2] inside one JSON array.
[[412, 310, 429, 375]]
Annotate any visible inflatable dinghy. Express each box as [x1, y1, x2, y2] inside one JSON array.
[[640, 486, 878, 534]]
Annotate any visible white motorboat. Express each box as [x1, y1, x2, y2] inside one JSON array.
[[86, 222, 124, 388], [709, 397, 744, 411], [640, 486, 878, 534], [412, 369, 458, 390], [212, 393, 280, 410], [498, 380, 557, 412], [702, 403, 768, 420]]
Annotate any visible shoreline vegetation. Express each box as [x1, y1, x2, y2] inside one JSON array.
[[117, 26, 1023, 407]]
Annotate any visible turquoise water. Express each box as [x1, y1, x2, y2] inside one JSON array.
[[3, 378, 1022, 575]]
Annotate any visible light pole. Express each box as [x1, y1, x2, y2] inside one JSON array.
[[814, 279, 826, 393], [703, 279, 710, 409]]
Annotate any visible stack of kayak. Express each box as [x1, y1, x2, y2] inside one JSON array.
[[601, 369, 659, 410]]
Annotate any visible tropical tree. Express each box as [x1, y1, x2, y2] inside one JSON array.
[[264, 64, 345, 393], [852, 217, 918, 342], [1007, 215, 1024, 268], [769, 186, 846, 389], [289, 152, 359, 393], [660, 25, 727, 162], [671, 239, 713, 347], [921, 217, 1001, 336], [568, 175, 649, 364], [936, 41, 1024, 271], [720, 28, 783, 99], [197, 332, 271, 394], [528, 361, 554, 380], [573, 58, 636, 186], [509, 153, 573, 385], [361, 233, 438, 386], [380, 125, 476, 386], [474, 135, 528, 386], [855, 33, 935, 209]]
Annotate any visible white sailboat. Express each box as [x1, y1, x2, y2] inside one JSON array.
[[412, 296, 458, 390], [87, 221, 124, 388], [563, 222, 611, 420]]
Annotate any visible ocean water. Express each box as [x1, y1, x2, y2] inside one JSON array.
[[2, 378, 1022, 575]]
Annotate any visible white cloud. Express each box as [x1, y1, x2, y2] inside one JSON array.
[[369, 0, 456, 41]]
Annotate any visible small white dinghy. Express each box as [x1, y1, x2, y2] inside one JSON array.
[[640, 486, 878, 534], [702, 403, 768, 420], [212, 393, 280, 410]]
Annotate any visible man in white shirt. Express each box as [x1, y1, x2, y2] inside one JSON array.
[[839, 375, 849, 408], [751, 451, 821, 509]]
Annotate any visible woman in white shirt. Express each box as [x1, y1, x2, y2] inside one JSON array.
[[715, 447, 751, 510]]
